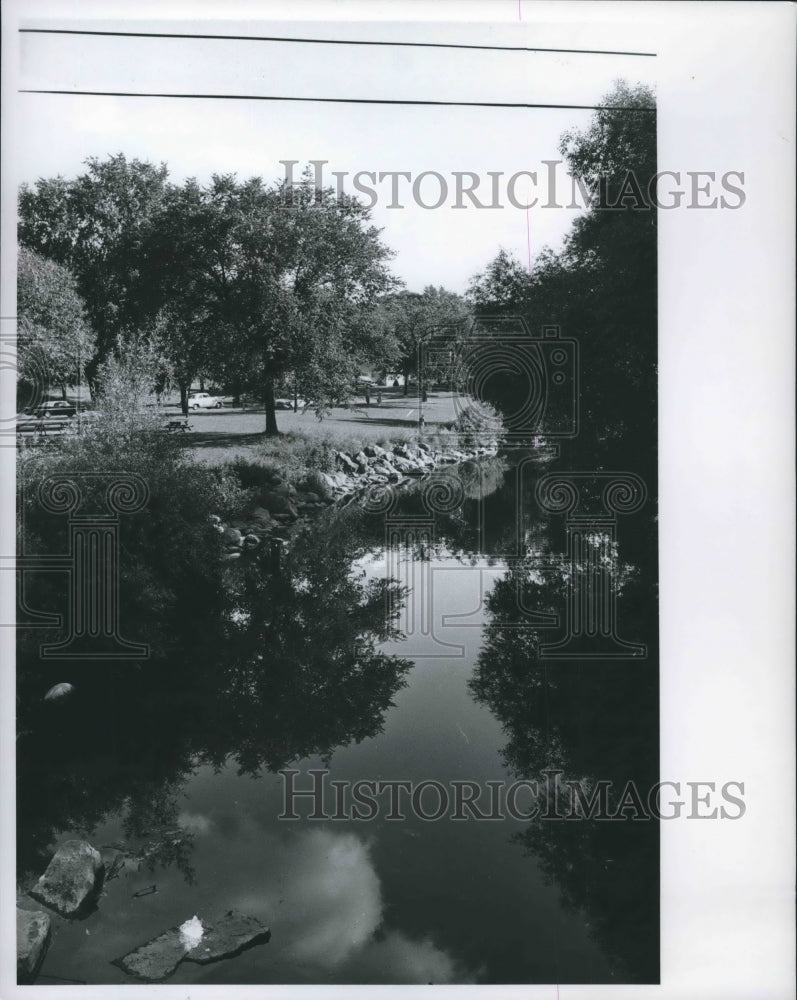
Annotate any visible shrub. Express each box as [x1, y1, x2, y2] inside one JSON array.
[[296, 468, 334, 500], [17, 421, 248, 663], [227, 456, 286, 491], [449, 400, 504, 447], [254, 432, 338, 477]]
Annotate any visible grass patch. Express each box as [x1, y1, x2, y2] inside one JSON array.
[[252, 427, 419, 477]]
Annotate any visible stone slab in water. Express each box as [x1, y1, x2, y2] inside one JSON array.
[[29, 840, 104, 917], [115, 911, 270, 980], [17, 907, 52, 983], [185, 910, 270, 964], [113, 927, 190, 982]]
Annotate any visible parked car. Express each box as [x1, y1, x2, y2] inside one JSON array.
[[275, 398, 308, 410], [31, 400, 78, 419], [187, 392, 223, 410]]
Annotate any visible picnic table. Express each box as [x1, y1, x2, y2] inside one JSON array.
[[17, 416, 70, 434], [162, 418, 190, 433], [16, 416, 71, 447]]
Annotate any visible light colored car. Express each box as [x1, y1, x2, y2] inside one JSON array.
[[188, 392, 223, 410]]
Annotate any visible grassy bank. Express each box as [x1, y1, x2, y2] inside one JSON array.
[[17, 395, 504, 573]]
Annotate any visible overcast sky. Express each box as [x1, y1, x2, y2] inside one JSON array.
[[16, 16, 656, 293]]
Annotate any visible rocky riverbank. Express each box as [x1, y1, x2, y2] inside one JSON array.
[[212, 437, 500, 560], [17, 838, 271, 984]]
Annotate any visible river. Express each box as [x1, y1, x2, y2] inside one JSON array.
[[17, 453, 658, 985]]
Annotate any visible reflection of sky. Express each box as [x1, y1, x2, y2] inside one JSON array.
[[41, 778, 475, 985], [226, 825, 465, 982]]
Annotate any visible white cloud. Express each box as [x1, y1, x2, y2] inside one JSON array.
[[176, 810, 212, 834]]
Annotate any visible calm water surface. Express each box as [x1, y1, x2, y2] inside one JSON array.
[[18, 456, 658, 984]]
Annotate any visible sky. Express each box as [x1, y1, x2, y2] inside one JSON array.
[[14, 15, 657, 294]]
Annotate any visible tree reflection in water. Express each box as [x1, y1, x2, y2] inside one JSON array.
[[469, 489, 659, 983], [16, 501, 412, 881]]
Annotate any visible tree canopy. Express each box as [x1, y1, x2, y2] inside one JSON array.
[[19, 155, 169, 389], [16, 247, 95, 398], [375, 285, 471, 394], [466, 82, 657, 466], [19, 158, 400, 430]]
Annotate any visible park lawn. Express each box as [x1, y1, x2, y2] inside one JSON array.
[[179, 388, 466, 466]]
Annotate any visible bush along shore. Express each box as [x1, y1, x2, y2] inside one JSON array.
[[212, 436, 500, 561]]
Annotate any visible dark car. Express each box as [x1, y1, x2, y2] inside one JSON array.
[[31, 400, 78, 419]]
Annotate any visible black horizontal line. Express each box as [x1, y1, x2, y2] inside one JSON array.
[[19, 27, 656, 58], [18, 89, 656, 112]]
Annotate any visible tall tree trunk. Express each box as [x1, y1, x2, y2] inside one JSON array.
[[264, 372, 279, 436], [403, 362, 410, 396], [179, 381, 189, 417], [84, 355, 101, 402], [60, 385, 68, 400], [232, 377, 241, 409], [199, 377, 205, 391]]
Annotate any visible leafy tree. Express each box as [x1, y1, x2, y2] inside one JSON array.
[[144, 172, 397, 428], [466, 81, 657, 467], [18, 154, 169, 393], [16, 247, 95, 400], [376, 286, 471, 395], [94, 335, 168, 428], [466, 248, 531, 313]]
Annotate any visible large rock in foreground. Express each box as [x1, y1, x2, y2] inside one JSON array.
[[17, 907, 52, 983], [185, 910, 271, 964], [29, 840, 104, 917]]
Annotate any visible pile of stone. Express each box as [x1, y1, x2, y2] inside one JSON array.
[[335, 439, 498, 489], [211, 476, 307, 561], [211, 438, 499, 561], [17, 839, 106, 983]]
